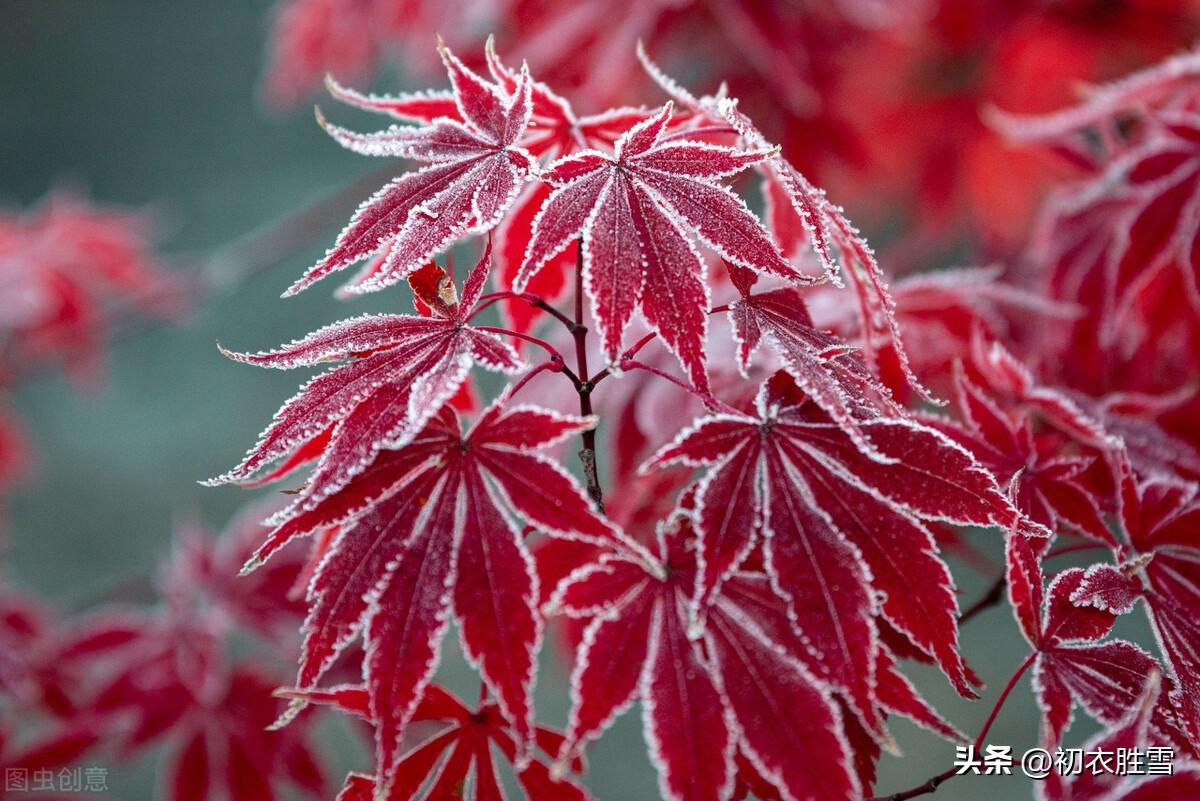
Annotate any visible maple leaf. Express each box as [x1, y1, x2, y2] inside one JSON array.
[[261, 0, 381, 109], [286, 683, 590, 801], [484, 44, 658, 338], [1111, 455, 1200, 747], [0, 586, 77, 717], [719, 95, 933, 404], [723, 260, 901, 459], [58, 610, 324, 801], [1004, 531, 1188, 751], [966, 332, 1119, 451], [996, 55, 1200, 429], [546, 513, 862, 801], [205, 245, 522, 515], [632, 49, 936, 406], [515, 101, 800, 392], [289, 42, 536, 296], [644, 374, 1038, 720], [10, 505, 332, 801], [1041, 672, 1200, 801], [931, 367, 1116, 546], [333, 42, 661, 340], [160, 500, 309, 643], [872, 266, 1084, 402], [265, 397, 630, 796]]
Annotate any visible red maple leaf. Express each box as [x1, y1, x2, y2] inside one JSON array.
[[723, 261, 900, 458], [0, 191, 177, 383], [547, 508, 958, 801], [289, 42, 536, 296], [205, 245, 522, 514], [515, 101, 800, 392], [56, 609, 324, 801], [1004, 530, 1188, 752], [644, 373, 1040, 719], [284, 683, 590, 801], [159, 501, 309, 643], [631, 52, 936, 406], [997, 55, 1200, 451], [1110, 455, 1200, 747], [33, 504, 328, 801], [259, 397, 633, 796], [328, 43, 660, 339], [1041, 671, 1200, 801], [0, 586, 76, 718], [485, 45, 657, 339], [931, 367, 1115, 546]]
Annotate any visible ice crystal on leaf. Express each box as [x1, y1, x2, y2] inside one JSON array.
[[546, 506, 961, 801], [1004, 523, 1191, 754], [628, 47, 937, 406], [1109, 455, 1200, 747], [931, 367, 1115, 547], [549, 513, 857, 801], [1040, 673, 1200, 801]]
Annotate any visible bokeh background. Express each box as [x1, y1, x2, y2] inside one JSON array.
[[0, 1, 1167, 799]]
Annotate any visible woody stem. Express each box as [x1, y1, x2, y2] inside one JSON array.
[[571, 240, 604, 512], [958, 574, 1007, 624]]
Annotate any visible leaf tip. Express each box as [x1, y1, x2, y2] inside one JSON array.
[[266, 696, 308, 731], [239, 554, 264, 576]]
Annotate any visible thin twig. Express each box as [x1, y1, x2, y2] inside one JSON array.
[[621, 358, 735, 413], [507, 358, 563, 400], [591, 332, 657, 388], [958, 574, 1007, 624], [469, 291, 578, 332], [974, 651, 1037, 749], [1045, 541, 1106, 561], [571, 242, 603, 512], [589, 303, 730, 388], [475, 326, 567, 362]]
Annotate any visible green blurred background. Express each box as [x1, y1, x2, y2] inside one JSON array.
[[0, 2, 1148, 799]]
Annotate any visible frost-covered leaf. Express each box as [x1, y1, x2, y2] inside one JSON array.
[[646, 375, 1039, 705], [549, 518, 859, 801], [516, 103, 794, 392], [288, 42, 536, 296], [208, 248, 522, 517], [262, 397, 624, 791], [302, 684, 591, 801]]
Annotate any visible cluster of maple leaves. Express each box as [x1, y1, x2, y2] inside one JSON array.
[[205, 39, 1200, 800], [5, 9, 1200, 801]]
